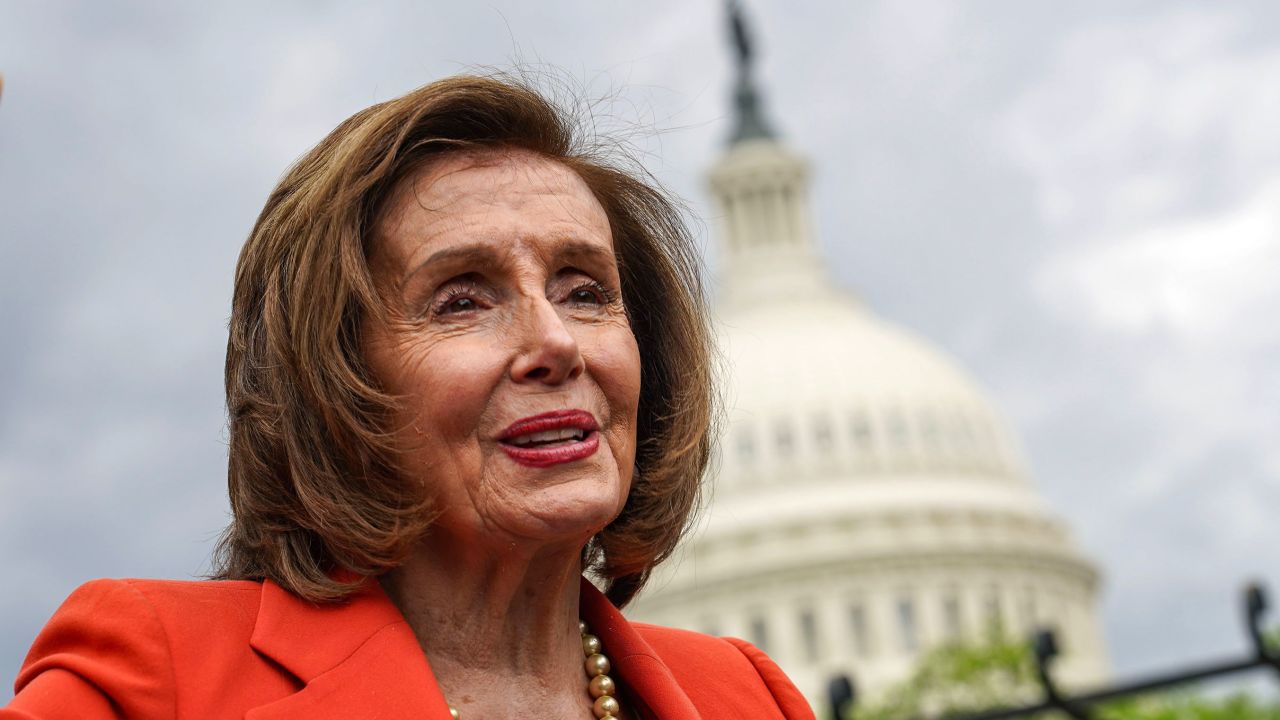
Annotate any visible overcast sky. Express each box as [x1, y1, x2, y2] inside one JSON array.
[[2, 0, 1278, 701]]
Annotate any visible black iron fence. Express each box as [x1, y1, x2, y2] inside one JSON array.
[[829, 582, 1279, 720]]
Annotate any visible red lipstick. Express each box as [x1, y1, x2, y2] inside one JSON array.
[[498, 409, 600, 468]]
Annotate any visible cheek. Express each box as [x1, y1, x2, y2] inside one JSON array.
[[365, 330, 501, 446], [594, 330, 642, 455], [620, 340, 642, 419], [597, 331, 640, 404]]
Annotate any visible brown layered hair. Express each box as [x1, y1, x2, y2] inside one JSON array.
[[212, 75, 715, 606]]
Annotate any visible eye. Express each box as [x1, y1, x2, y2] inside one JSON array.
[[570, 287, 603, 304], [567, 281, 611, 305], [442, 296, 478, 313], [431, 281, 488, 316]]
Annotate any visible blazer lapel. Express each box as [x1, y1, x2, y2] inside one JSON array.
[[242, 576, 699, 719], [245, 577, 452, 720], [579, 578, 703, 720]]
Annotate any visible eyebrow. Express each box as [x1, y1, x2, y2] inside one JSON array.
[[399, 244, 499, 291], [552, 240, 618, 271], [399, 238, 617, 291]]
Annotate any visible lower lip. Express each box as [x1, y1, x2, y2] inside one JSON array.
[[500, 432, 600, 468]]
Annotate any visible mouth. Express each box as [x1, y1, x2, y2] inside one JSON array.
[[498, 409, 600, 467]]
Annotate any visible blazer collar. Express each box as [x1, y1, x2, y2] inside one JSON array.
[[245, 574, 701, 720], [247, 576, 450, 719], [579, 577, 703, 720]]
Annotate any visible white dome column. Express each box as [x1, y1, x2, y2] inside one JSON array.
[[709, 142, 833, 309]]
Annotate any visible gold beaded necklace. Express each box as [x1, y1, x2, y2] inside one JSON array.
[[447, 620, 622, 719]]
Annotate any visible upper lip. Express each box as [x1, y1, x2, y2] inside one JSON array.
[[498, 409, 599, 442]]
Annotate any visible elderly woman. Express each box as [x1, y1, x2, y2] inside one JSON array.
[[4, 76, 812, 719]]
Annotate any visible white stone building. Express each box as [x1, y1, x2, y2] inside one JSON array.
[[625, 12, 1110, 710]]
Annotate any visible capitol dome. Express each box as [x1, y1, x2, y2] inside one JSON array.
[[626, 13, 1109, 710]]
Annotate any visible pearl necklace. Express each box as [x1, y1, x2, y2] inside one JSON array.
[[447, 619, 622, 719]]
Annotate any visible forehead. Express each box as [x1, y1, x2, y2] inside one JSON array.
[[373, 149, 613, 265]]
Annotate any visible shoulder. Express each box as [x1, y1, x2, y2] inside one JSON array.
[[7, 578, 266, 718], [39, 576, 264, 616], [59, 578, 265, 654], [632, 623, 814, 719], [107, 577, 264, 622]]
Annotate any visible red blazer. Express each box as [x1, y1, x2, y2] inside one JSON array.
[[4, 576, 814, 719]]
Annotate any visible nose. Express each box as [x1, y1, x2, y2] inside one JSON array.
[[509, 297, 585, 385]]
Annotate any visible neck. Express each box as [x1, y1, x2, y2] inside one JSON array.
[[379, 529, 591, 716]]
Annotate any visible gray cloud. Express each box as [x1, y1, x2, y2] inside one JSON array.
[[2, 0, 1277, 698]]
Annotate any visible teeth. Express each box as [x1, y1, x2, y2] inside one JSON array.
[[509, 428, 586, 446]]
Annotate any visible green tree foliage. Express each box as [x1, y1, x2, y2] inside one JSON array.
[[849, 636, 1039, 720], [846, 634, 1280, 720], [1094, 693, 1280, 720]]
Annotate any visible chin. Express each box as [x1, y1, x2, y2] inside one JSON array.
[[510, 485, 627, 546]]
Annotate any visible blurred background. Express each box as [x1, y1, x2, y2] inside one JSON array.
[[1, 0, 1278, 714]]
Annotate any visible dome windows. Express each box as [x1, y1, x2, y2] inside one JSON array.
[[774, 421, 795, 457], [848, 409, 873, 450], [749, 612, 771, 654], [812, 415, 834, 452], [849, 601, 872, 658], [919, 410, 942, 453], [942, 589, 964, 641], [798, 606, 820, 661], [1019, 586, 1038, 635], [725, 401, 1011, 479], [951, 408, 979, 459], [896, 594, 920, 654], [885, 408, 911, 451], [984, 585, 1005, 638]]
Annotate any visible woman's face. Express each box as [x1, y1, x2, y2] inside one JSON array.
[[364, 149, 641, 552]]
